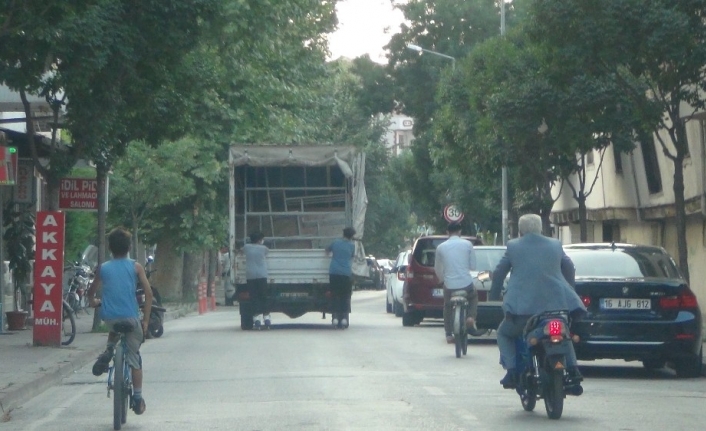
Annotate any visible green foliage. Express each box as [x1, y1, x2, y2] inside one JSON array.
[[64, 211, 97, 262], [2, 202, 35, 309]]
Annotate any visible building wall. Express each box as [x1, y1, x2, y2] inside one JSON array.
[[381, 114, 414, 156], [552, 117, 706, 316]]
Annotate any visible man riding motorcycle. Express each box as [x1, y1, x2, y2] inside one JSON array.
[[489, 213, 586, 390]]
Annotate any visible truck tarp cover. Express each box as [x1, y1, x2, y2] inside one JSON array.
[[229, 145, 368, 277]]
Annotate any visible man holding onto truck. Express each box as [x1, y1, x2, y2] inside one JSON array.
[[326, 227, 356, 329], [243, 231, 271, 328]]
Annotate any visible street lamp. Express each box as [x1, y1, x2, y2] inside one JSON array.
[[406, 43, 455, 69]]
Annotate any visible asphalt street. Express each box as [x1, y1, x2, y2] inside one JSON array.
[[5, 290, 706, 431]]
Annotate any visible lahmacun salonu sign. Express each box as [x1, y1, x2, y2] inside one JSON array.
[[58, 177, 108, 211]]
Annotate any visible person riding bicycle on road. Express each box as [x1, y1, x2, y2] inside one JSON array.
[[489, 213, 586, 390], [434, 222, 478, 344], [88, 227, 153, 415]]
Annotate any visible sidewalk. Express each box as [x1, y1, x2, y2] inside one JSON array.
[[0, 303, 196, 416]]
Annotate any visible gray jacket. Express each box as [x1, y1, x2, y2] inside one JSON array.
[[489, 233, 585, 316]]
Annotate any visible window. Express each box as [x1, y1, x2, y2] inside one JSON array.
[[613, 146, 623, 174], [640, 139, 662, 194], [586, 150, 594, 165], [602, 222, 620, 242]]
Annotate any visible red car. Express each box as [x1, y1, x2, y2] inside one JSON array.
[[402, 235, 499, 329]]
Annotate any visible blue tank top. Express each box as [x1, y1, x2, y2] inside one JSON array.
[[99, 258, 139, 320]]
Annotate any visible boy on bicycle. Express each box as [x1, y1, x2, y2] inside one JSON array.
[[88, 227, 153, 415]]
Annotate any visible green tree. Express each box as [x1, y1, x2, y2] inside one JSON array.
[[384, 0, 525, 233], [529, 0, 706, 280]]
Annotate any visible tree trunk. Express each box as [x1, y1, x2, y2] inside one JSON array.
[[578, 192, 588, 242], [673, 154, 689, 282], [181, 252, 203, 302], [152, 235, 184, 301], [92, 165, 108, 331]]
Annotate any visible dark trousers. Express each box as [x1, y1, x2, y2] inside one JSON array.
[[247, 278, 269, 315], [329, 274, 352, 317]]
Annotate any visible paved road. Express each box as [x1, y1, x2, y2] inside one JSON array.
[[6, 290, 706, 430]]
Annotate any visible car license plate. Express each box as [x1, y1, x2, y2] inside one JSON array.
[[600, 298, 651, 310], [432, 288, 443, 297], [279, 292, 309, 298]]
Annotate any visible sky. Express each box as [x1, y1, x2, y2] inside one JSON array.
[[328, 0, 406, 64]]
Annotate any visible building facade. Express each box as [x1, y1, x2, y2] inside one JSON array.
[[382, 113, 414, 156], [550, 115, 706, 313]]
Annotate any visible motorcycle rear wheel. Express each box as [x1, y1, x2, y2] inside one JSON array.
[[544, 369, 564, 419]]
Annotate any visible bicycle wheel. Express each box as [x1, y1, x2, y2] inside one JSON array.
[[454, 306, 463, 358], [61, 304, 76, 346], [113, 343, 125, 430], [461, 306, 468, 356]]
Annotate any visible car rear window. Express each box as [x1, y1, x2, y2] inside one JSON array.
[[475, 249, 506, 272], [566, 248, 681, 279], [412, 237, 484, 268]]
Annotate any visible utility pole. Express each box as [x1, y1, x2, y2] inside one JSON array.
[[500, 0, 509, 244]]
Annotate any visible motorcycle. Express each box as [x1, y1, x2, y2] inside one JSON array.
[[136, 256, 165, 338], [515, 310, 582, 420], [63, 245, 98, 314]]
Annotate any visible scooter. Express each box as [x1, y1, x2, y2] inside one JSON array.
[[514, 310, 582, 420], [137, 256, 165, 338]]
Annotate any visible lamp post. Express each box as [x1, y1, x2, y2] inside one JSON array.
[[407, 43, 455, 69], [500, 0, 509, 245]]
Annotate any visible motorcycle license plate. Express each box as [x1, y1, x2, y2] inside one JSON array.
[[432, 288, 443, 297], [600, 298, 651, 310]]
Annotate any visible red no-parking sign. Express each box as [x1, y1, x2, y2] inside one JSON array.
[[443, 204, 464, 223]]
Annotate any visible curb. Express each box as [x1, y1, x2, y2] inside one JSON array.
[[0, 302, 197, 416]]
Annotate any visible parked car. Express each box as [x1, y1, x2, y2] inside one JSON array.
[[386, 250, 411, 316], [355, 256, 384, 290], [564, 243, 703, 377], [401, 235, 485, 328]]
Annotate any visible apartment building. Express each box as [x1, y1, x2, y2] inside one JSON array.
[[550, 115, 706, 312]]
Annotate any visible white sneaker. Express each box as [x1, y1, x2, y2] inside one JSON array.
[[254, 314, 263, 329], [341, 318, 348, 328], [264, 314, 272, 328], [332, 318, 339, 326]]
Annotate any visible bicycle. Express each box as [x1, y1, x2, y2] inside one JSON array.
[[107, 321, 137, 430], [61, 299, 76, 346], [450, 290, 469, 358]]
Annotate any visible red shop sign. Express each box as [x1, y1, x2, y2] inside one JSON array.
[[33, 211, 65, 347]]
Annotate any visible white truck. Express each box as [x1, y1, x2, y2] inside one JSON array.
[[227, 145, 367, 329]]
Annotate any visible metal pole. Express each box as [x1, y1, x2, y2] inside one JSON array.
[[0, 187, 4, 333], [500, 0, 509, 244]]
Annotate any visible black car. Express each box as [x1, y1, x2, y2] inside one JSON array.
[[565, 243, 703, 377]]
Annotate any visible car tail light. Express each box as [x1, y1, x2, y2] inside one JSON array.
[[581, 295, 591, 308], [659, 289, 699, 309], [398, 271, 407, 281], [405, 271, 413, 280]]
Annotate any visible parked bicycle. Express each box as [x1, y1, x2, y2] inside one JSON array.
[[450, 289, 469, 358], [106, 321, 136, 430], [61, 298, 76, 346]]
